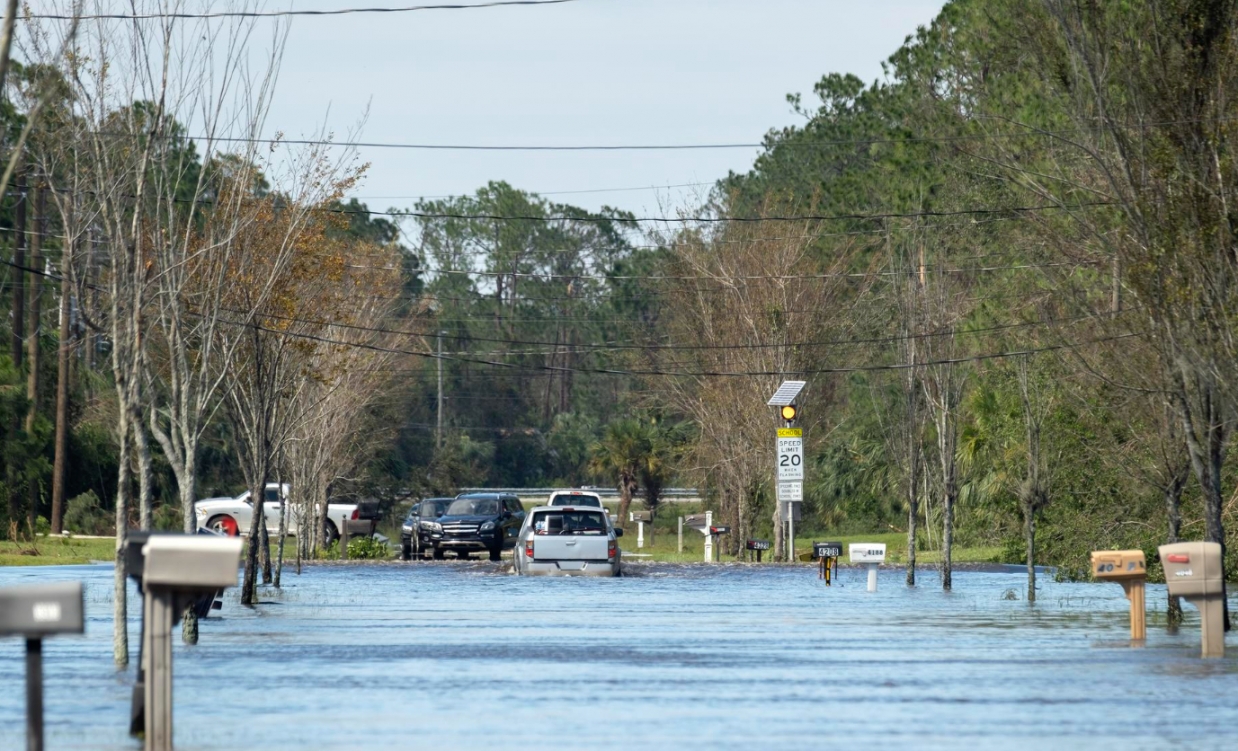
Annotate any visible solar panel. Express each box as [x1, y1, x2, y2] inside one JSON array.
[[767, 380, 807, 406]]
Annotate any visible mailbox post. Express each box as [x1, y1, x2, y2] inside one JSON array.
[[812, 542, 842, 585], [140, 535, 243, 750], [629, 511, 651, 549], [850, 543, 886, 592], [1159, 541, 1225, 658], [1090, 549, 1147, 641], [0, 582, 84, 751]]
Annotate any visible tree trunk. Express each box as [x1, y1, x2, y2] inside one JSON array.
[[906, 493, 918, 586], [616, 472, 634, 530], [1165, 472, 1185, 628], [1024, 502, 1036, 602], [772, 502, 784, 561], [133, 406, 154, 530], [113, 407, 131, 667], [275, 491, 288, 588], [259, 511, 273, 584], [241, 472, 268, 605], [942, 491, 954, 591]]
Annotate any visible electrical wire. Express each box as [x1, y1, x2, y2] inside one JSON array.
[[30, 0, 579, 21]]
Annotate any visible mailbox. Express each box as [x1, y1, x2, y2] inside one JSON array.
[[745, 538, 770, 563], [812, 542, 843, 560], [142, 535, 243, 591], [1159, 541, 1225, 657], [629, 511, 652, 523], [0, 582, 84, 637], [812, 541, 843, 585], [0, 582, 84, 751], [709, 525, 730, 535], [140, 535, 243, 750], [850, 543, 886, 592], [1090, 549, 1147, 641]]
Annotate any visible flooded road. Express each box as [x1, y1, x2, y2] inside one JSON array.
[[1, 561, 1236, 750]]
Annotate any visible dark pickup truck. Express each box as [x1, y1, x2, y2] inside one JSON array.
[[422, 493, 525, 561]]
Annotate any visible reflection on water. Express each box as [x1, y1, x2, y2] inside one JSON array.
[[1, 562, 1236, 750]]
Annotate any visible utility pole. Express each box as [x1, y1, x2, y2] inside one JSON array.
[[11, 172, 25, 368], [51, 203, 74, 534], [26, 180, 44, 530], [436, 330, 446, 449]]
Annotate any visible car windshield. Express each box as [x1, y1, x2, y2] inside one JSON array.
[[533, 510, 607, 535], [447, 498, 500, 516], [425, 501, 450, 517], [549, 494, 602, 507]]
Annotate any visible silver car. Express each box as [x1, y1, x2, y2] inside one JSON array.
[[513, 506, 623, 577]]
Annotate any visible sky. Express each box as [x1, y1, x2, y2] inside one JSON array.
[[264, 0, 947, 220]]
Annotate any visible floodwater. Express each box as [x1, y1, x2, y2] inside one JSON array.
[[1, 561, 1237, 750]]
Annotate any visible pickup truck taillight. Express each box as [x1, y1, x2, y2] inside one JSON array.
[[608, 540, 617, 559], [350, 508, 360, 520], [525, 539, 535, 560]]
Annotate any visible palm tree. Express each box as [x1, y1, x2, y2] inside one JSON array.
[[588, 418, 645, 527]]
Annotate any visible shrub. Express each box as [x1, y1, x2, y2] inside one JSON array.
[[64, 491, 112, 536]]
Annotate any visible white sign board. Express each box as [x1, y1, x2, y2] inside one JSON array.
[[776, 428, 804, 482], [849, 543, 887, 563], [776, 481, 803, 502]]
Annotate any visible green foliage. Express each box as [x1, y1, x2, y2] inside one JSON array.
[[346, 536, 390, 560], [64, 491, 111, 536]]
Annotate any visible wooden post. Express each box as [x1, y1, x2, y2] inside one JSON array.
[[49, 218, 73, 534], [339, 521, 349, 561], [26, 182, 44, 530], [677, 516, 683, 553], [1124, 580, 1146, 641], [10, 172, 25, 368]]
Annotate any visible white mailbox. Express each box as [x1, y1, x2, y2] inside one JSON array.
[[850, 543, 886, 592], [139, 535, 242, 751], [142, 536, 243, 591]]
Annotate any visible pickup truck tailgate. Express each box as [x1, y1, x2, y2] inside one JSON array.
[[533, 535, 610, 561]]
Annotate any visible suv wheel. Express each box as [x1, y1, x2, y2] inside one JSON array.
[[489, 548, 502, 562], [400, 541, 412, 561], [432, 547, 445, 560]]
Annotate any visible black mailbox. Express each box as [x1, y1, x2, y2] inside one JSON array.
[[746, 539, 771, 551], [812, 541, 843, 560]]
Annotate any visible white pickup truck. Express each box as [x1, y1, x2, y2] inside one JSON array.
[[512, 505, 623, 577], [193, 483, 368, 544]]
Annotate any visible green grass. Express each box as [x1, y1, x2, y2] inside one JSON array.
[[0, 536, 117, 566]]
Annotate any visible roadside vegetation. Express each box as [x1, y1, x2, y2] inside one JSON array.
[[1, 0, 1237, 642]]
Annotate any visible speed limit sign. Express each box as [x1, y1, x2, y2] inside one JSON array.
[[776, 428, 803, 481]]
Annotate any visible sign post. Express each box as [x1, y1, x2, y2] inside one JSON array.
[[768, 380, 807, 563]]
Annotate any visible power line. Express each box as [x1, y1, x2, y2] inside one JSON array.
[[31, 0, 578, 20]]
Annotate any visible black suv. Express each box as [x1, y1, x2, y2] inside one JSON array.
[[401, 497, 454, 560], [425, 493, 525, 561]]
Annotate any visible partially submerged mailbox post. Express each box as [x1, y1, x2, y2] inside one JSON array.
[[1090, 549, 1147, 641], [745, 539, 771, 563], [141, 535, 243, 750], [813, 541, 842, 585], [1159, 541, 1225, 658], [629, 511, 652, 549], [850, 543, 886, 592], [0, 581, 84, 751]]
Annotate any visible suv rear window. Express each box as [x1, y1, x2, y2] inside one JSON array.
[[448, 497, 500, 516], [533, 510, 607, 535], [549, 494, 602, 507]]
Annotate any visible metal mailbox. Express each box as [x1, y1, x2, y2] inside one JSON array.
[[812, 541, 843, 560], [745, 539, 771, 551], [1159, 541, 1225, 658], [1090, 549, 1147, 641], [629, 511, 652, 523], [0, 582, 84, 637], [1, 582, 84, 751], [709, 525, 730, 535], [850, 543, 886, 592], [140, 535, 243, 750]]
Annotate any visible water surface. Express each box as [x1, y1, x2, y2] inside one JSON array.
[[1, 562, 1235, 750]]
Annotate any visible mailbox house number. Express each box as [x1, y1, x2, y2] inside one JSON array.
[[32, 602, 62, 623], [816, 546, 842, 557]]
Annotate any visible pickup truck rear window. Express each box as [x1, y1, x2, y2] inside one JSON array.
[[548, 494, 602, 507], [533, 510, 607, 535]]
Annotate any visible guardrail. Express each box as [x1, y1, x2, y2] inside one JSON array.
[[457, 488, 703, 503]]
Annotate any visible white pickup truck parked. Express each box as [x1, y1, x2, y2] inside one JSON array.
[[512, 505, 623, 577], [193, 483, 368, 544]]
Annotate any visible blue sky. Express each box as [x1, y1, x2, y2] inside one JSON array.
[[267, 0, 946, 217]]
